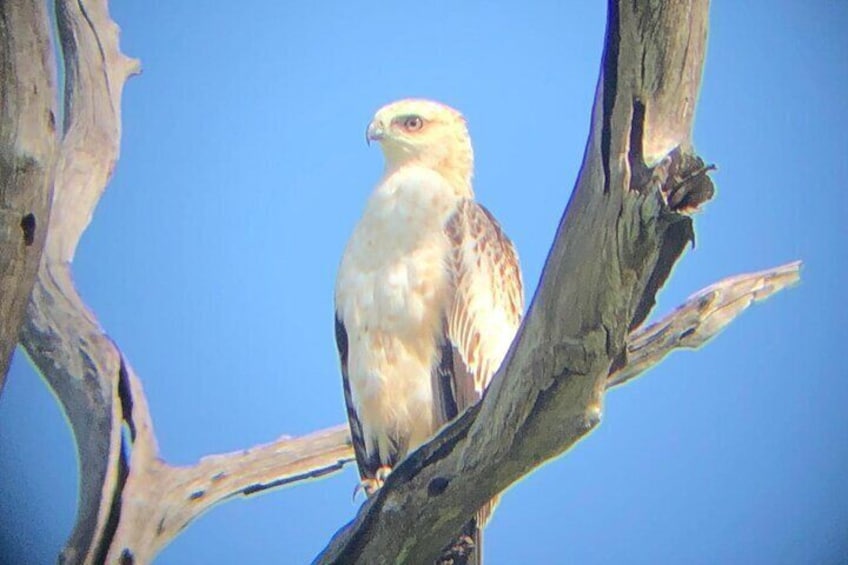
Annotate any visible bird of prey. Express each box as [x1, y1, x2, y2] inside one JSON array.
[[334, 99, 523, 563]]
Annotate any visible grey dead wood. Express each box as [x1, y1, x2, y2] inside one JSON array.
[[19, 1, 140, 563], [12, 0, 801, 563], [0, 0, 57, 392]]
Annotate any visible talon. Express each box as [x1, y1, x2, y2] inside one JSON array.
[[357, 466, 394, 498], [375, 465, 392, 483], [361, 477, 381, 497], [358, 477, 383, 497]]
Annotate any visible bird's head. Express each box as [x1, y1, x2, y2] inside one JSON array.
[[366, 98, 474, 189]]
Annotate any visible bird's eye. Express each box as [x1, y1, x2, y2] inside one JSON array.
[[402, 115, 424, 131]]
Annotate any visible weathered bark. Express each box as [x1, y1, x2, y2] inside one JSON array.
[[0, 0, 57, 392], [12, 0, 801, 563], [608, 261, 800, 391], [85, 263, 803, 564], [19, 1, 139, 562]]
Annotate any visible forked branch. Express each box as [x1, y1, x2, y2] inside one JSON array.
[[12, 0, 801, 563]]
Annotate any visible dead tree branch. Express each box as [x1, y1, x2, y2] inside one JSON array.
[[77, 260, 808, 563], [0, 0, 57, 391], [609, 260, 801, 390], [19, 1, 140, 562], [11, 0, 801, 563]]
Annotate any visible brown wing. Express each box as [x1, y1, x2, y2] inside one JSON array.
[[335, 314, 375, 480], [443, 200, 524, 414], [437, 199, 524, 564]]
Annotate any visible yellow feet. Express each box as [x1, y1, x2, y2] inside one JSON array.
[[353, 465, 393, 499]]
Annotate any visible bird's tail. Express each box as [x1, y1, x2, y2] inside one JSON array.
[[438, 498, 496, 565], [469, 510, 484, 565]]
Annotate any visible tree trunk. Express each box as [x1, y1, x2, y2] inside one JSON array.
[[0, 0, 57, 392]]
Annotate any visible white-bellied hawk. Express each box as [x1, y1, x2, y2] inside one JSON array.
[[334, 99, 523, 563]]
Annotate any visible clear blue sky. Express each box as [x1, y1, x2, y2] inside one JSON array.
[[1, 2, 846, 564]]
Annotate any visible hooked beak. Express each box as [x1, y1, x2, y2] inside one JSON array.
[[366, 120, 384, 146]]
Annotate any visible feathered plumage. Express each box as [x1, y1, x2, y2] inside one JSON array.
[[334, 99, 523, 564]]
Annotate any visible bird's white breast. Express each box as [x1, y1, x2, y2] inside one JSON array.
[[336, 166, 460, 462]]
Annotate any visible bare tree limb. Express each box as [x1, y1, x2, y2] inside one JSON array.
[[52, 256, 810, 562], [19, 1, 139, 563], [109, 260, 800, 563], [13, 0, 803, 563], [107, 361, 354, 563], [609, 260, 802, 390], [0, 0, 57, 392]]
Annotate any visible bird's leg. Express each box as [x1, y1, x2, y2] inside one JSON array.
[[375, 465, 392, 483], [357, 465, 393, 498]]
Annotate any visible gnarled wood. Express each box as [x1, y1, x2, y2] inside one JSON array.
[[609, 260, 801, 390], [13, 0, 801, 563], [102, 262, 801, 563], [48, 257, 807, 563], [19, 1, 139, 562], [0, 0, 57, 392]]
